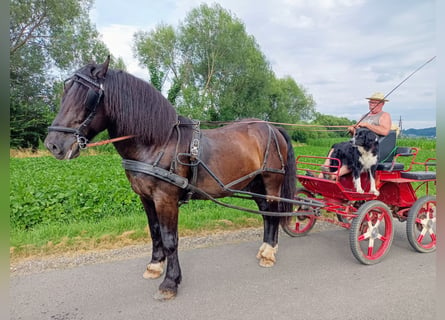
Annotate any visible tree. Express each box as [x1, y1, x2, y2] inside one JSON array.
[[133, 3, 315, 124], [313, 112, 355, 138], [10, 0, 120, 149], [267, 77, 316, 124], [133, 24, 180, 93], [178, 3, 276, 121]]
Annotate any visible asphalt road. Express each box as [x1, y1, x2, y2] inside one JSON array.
[[10, 223, 436, 320]]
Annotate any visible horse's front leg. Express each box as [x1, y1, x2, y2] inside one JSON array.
[[256, 200, 280, 267], [140, 196, 165, 279], [152, 196, 182, 301]]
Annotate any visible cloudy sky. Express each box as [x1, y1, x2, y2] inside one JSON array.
[[90, 0, 436, 129]]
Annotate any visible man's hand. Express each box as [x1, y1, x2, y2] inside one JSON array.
[[347, 126, 356, 136]]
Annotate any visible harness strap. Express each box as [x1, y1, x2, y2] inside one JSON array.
[[122, 159, 189, 189], [122, 121, 302, 212], [47, 126, 78, 134], [47, 73, 104, 149], [181, 120, 201, 204], [122, 158, 324, 216], [267, 124, 285, 171]]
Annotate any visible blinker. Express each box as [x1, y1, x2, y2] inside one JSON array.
[[84, 88, 101, 111]]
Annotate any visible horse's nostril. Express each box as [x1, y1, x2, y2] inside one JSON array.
[[46, 142, 60, 154]]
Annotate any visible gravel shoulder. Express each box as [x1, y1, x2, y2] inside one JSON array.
[[10, 221, 340, 276]]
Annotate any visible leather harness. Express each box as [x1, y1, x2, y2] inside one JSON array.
[[48, 72, 324, 215]]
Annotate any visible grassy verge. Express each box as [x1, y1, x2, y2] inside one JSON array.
[[10, 137, 436, 261], [10, 200, 262, 262], [9, 153, 263, 260]]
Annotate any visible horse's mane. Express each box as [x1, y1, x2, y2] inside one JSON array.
[[103, 69, 178, 145]]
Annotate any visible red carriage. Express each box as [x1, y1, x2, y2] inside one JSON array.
[[282, 131, 437, 264]]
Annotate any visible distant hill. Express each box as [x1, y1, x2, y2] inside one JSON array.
[[401, 127, 436, 138]]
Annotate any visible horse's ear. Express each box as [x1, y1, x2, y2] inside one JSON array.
[[92, 55, 110, 79]]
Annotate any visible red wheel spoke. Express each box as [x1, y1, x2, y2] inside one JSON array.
[[416, 234, 424, 243], [358, 234, 367, 241], [430, 233, 437, 242], [376, 213, 384, 224], [358, 224, 371, 241], [367, 238, 375, 256]]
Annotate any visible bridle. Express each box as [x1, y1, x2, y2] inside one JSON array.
[[48, 73, 104, 149]]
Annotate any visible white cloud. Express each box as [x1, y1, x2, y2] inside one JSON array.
[[98, 24, 149, 80], [92, 0, 436, 129]]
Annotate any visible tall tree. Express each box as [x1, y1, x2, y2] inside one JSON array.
[[134, 24, 179, 91], [10, 0, 116, 149], [178, 3, 274, 121], [133, 3, 316, 123], [267, 77, 316, 123]]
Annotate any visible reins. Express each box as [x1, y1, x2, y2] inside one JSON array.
[[86, 135, 136, 148], [83, 120, 348, 149]]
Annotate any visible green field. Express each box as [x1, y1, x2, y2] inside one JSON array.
[[10, 137, 436, 259]]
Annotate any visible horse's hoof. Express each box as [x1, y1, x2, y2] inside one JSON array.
[[153, 289, 176, 301], [256, 243, 267, 260], [256, 243, 277, 267], [259, 258, 275, 268], [143, 262, 164, 279]]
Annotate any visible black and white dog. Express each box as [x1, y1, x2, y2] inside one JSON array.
[[328, 128, 379, 195]]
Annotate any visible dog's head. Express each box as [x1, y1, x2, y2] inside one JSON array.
[[352, 128, 378, 148]]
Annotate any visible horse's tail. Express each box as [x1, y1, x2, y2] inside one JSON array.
[[277, 127, 296, 213]]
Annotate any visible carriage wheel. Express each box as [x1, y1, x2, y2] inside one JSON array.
[[280, 188, 317, 237], [349, 200, 394, 265], [406, 195, 436, 253]]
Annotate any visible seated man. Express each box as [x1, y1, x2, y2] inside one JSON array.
[[318, 92, 392, 179]]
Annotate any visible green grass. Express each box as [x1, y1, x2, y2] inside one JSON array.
[[9, 137, 436, 258], [9, 154, 262, 257]]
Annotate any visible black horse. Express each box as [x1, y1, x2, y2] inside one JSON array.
[[44, 56, 296, 300]]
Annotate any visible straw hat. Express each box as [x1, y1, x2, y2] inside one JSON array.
[[366, 92, 389, 102]]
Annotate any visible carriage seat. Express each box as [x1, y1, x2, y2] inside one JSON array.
[[400, 171, 436, 180], [400, 153, 436, 180], [376, 130, 404, 171]]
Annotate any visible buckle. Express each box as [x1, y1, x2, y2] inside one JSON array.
[[75, 133, 89, 149]]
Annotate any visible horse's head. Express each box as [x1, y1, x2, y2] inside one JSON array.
[[44, 56, 110, 159]]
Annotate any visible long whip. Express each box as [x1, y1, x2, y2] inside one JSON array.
[[355, 55, 436, 127]]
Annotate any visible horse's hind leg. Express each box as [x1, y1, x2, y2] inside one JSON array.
[[255, 198, 280, 267], [140, 196, 165, 279]]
